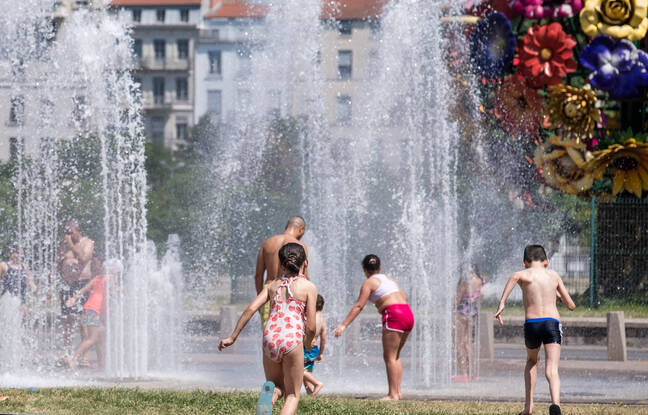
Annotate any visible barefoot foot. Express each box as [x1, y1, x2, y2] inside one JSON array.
[[311, 382, 324, 396]]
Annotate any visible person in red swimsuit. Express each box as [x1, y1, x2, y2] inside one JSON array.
[[64, 258, 108, 371], [334, 254, 414, 401], [219, 243, 318, 415]]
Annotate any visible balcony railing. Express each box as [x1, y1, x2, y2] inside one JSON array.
[[137, 57, 191, 71]]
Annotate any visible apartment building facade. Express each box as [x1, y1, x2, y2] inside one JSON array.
[[192, 0, 385, 132], [194, 0, 267, 126], [0, 0, 105, 161], [110, 0, 202, 150]]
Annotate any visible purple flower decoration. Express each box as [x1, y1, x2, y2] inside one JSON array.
[[470, 12, 517, 78], [511, 0, 583, 19], [579, 35, 648, 100]]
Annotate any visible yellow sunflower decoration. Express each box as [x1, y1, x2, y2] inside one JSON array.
[[585, 138, 648, 197], [580, 0, 648, 41], [534, 136, 594, 195], [545, 85, 601, 142]]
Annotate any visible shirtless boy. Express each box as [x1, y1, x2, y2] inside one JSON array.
[[255, 216, 309, 329], [494, 245, 575, 415], [303, 294, 326, 395]]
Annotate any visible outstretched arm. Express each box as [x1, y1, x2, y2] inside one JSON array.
[[218, 288, 270, 351], [333, 280, 373, 337], [317, 321, 327, 361], [494, 272, 520, 326], [23, 263, 37, 293], [254, 248, 265, 294], [0, 262, 8, 281], [303, 283, 318, 350], [66, 277, 95, 307], [556, 273, 576, 311]]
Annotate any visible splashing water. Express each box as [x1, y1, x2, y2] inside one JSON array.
[[204, 0, 467, 386], [0, 1, 180, 380]]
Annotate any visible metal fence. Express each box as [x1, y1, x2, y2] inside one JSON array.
[[591, 196, 648, 308]]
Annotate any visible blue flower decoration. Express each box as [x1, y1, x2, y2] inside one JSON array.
[[579, 35, 648, 100], [470, 12, 517, 78]]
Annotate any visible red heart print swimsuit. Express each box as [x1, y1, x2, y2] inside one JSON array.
[[262, 274, 306, 362]]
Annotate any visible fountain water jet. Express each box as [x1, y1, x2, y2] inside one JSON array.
[[0, 0, 181, 380]]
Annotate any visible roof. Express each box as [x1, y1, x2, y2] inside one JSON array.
[[320, 0, 387, 20], [109, 0, 201, 6], [206, 0, 386, 20], [207, 0, 269, 18]]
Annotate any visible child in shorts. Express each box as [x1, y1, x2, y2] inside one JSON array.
[[494, 245, 576, 415], [64, 258, 108, 371], [303, 294, 326, 395]]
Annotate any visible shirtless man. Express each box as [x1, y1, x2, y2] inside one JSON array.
[[57, 220, 94, 350], [255, 216, 309, 329], [494, 245, 576, 415]]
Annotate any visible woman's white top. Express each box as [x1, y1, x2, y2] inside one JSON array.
[[368, 274, 399, 303]]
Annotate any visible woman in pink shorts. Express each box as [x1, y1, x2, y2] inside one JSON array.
[[334, 254, 414, 400]]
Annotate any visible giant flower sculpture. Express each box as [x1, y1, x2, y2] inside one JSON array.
[[518, 23, 578, 88], [585, 138, 648, 197], [534, 136, 594, 194], [579, 35, 648, 99], [493, 75, 544, 138], [512, 0, 584, 19], [545, 84, 601, 141], [470, 12, 517, 78], [580, 0, 648, 41]]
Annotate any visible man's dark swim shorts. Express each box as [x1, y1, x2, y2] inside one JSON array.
[[523, 317, 562, 349]]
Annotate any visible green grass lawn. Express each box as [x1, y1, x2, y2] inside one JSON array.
[[0, 389, 646, 414]]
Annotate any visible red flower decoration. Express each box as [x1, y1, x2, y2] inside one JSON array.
[[518, 23, 577, 88], [493, 75, 544, 138]]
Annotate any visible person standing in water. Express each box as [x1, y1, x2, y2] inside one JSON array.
[[454, 264, 484, 381], [0, 244, 37, 371], [334, 255, 414, 401], [57, 220, 94, 351], [220, 243, 317, 415], [255, 216, 309, 330], [494, 245, 575, 415]]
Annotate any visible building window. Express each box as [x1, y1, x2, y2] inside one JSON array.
[[339, 20, 352, 35], [9, 96, 24, 125], [209, 51, 222, 75], [156, 9, 166, 23], [337, 50, 352, 80], [180, 8, 189, 22], [132, 9, 141, 22], [9, 137, 20, 160], [176, 122, 188, 140], [153, 77, 165, 104], [40, 99, 54, 125], [133, 39, 142, 58], [176, 78, 188, 101], [207, 90, 222, 118], [133, 77, 142, 94], [76, 0, 89, 5], [151, 116, 166, 143], [368, 48, 379, 79], [154, 39, 166, 61], [337, 95, 352, 125], [72, 95, 87, 125], [177, 39, 189, 60]]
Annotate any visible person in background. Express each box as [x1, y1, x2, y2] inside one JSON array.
[[333, 254, 414, 401], [57, 220, 94, 352], [64, 258, 109, 371], [254, 216, 309, 331], [0, 245, 37, 371], [454, 263, 484, 382], [303, 294, 326, 395]]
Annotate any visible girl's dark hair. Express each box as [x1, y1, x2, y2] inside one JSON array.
[[361, 254, 381, 272], [316, 294, 324, 311], [279, 243, 306, 274]]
